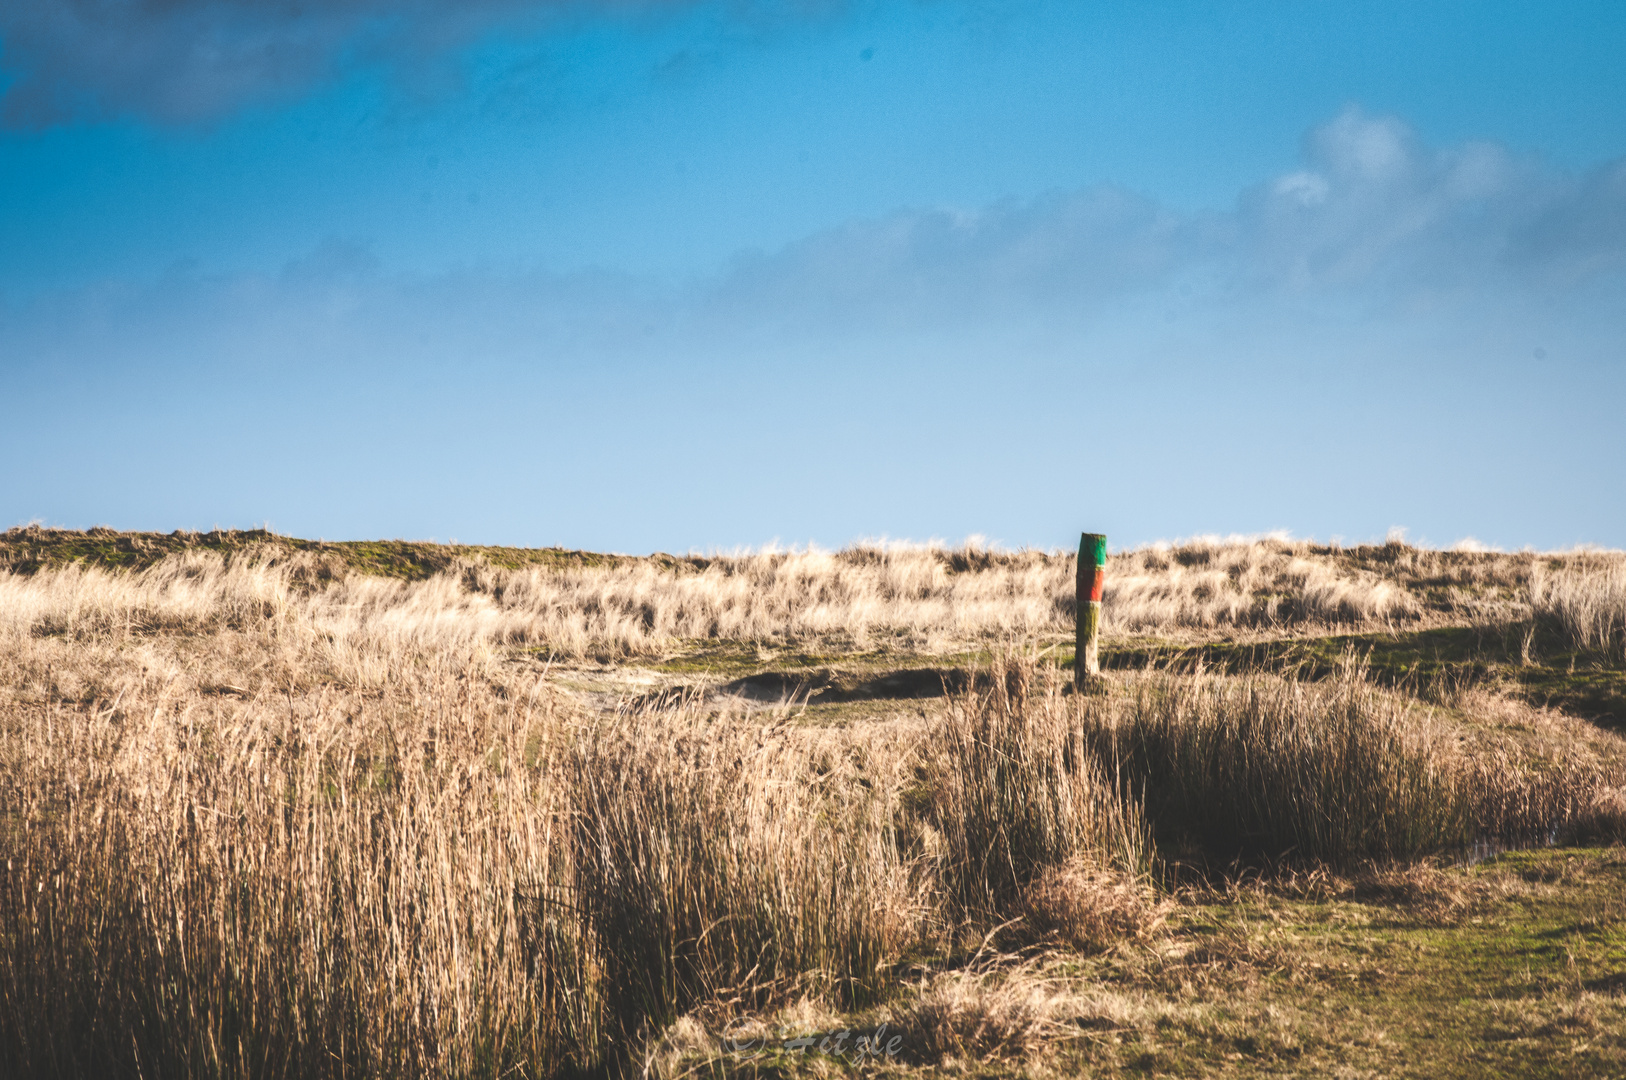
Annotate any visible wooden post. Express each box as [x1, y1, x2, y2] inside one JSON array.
[[1076, 532, 1106, 688]]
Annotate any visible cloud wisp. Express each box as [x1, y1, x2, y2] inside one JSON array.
[[2, 107, 1623, 371], [713, 108, 1626, 329]]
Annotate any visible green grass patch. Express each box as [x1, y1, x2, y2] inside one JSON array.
[[668, 847, 1626, 1079], [1096, 627, 1625, 728], [0, 526, 651, 580]]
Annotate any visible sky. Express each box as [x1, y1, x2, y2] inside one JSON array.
[[1, 0, 1623, 553]]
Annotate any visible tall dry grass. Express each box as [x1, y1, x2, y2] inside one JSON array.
[[915, 658, 1149, 921], [0, 648, 583, 1079], [2, 535, 1579, 665], [569, 706, 913, 1040], [922, 657, 1624, 873], [4, 549, 1624, 1078], [1531, 556, 1626, 659], [1105, 539, 1422, 629], [0, 586, 1154, 1077], [1083, 666, 1471, 863]]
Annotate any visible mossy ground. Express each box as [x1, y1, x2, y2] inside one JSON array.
[[0, 526, 647, 579], [663, 848, 1626, 1078]]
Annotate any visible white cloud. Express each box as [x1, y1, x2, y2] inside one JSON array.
[[1273, 171, 1329, 207], [1309, 107, 1414, 182], [711, 184, 1190, 326], [712, 107, 1626, 325]]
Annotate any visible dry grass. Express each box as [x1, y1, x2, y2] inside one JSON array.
[[1107, 538, 1423, 630], [567, 704, 915, 1039], [9, 534, 1621, 663], [886, 950, 1320, 1069], [912, 655, 1151, 924], [4, 538, 1626, 1078], [1080, 663, 1474, 863], [1532, 554, 1626, 658], [893, 959, 1100, 1063], [0, 642, 580, 1078], [1483, 990, 1626, 1046], [1090, 665, 1626, 863], [0, 585, 1152, 1078], [1016, 861, 1172, 952], [0, 631, 935, 1077]]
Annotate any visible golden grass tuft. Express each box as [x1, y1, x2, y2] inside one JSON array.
[[0, 646, 580, 1078], [895, 961, 1086, 1063], [1016, 861, 1172, 952], [1532, 554, 1626, 659]]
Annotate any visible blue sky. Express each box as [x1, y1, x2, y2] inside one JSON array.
[[1, 0, 1623, 552]]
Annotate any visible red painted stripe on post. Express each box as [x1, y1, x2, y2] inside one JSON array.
[[1089, 566, 1104, 602]]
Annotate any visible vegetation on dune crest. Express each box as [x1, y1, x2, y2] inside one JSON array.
[[6, 526, 1623, 662]]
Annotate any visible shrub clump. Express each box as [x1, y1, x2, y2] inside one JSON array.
[[1080, 669, 1473, 864]]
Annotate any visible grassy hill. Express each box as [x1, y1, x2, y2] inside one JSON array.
[[2, 528, 1623, 1078]]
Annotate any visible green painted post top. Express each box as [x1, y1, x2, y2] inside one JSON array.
[[1080, 533, 1107, 567]]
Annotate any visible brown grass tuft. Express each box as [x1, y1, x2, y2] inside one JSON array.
[[894, 962, 1085, 1063], [1531, 555, 1626, 659], [1017, 861, 1172, 952]]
